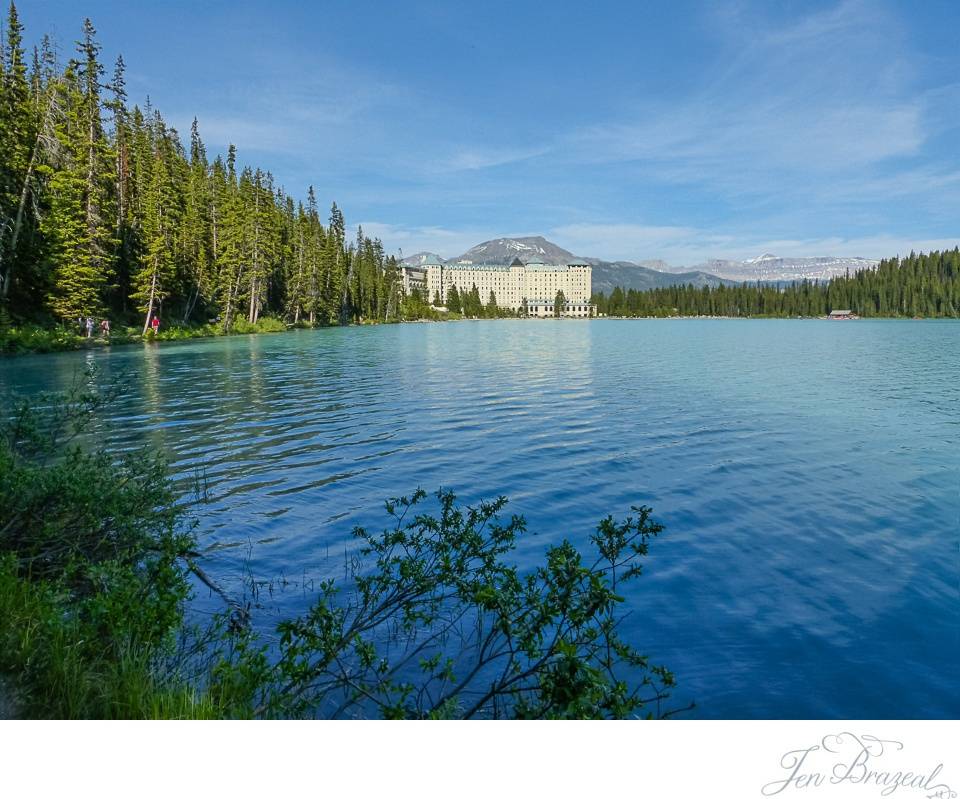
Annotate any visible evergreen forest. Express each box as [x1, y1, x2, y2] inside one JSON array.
[[593, 251, 960, 319], [0, 6, 408, 335]]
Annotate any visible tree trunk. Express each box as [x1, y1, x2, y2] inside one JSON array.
[[224, 263, 243, 332], [248, 185, 261, 324], [292, 228, 304, 323], [183, 285, 199, 323], [340, 252, 354, 325], [2, 123, 45, 301], [142, 265, 157, 334]]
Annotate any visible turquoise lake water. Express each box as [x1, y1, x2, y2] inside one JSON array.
[[2, 319, 958, 718]]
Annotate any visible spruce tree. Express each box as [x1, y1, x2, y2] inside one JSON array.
[[131, 115, 177, 332], [554, 289, 566, 317], [486, 289, 498, 318], [0, 2, 37, 307], [46, 20, 116, 321], [446, 284, 461, 314]]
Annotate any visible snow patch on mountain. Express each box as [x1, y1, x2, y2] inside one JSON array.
[[690, 254, 880, 282]]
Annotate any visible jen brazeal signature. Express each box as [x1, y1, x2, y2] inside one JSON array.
[[762, 733, 954, 798]]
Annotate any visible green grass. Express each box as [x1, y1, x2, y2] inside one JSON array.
[[0, 324, 102, 354], [0, 557, 230, 719], [0, 316, 292, 355]]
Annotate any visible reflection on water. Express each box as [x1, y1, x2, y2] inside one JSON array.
[[2, 319, 958, 718]]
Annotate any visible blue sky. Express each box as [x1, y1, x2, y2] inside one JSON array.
[[23, 0, 960, 264]]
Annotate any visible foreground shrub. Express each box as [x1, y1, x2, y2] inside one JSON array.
[[255, 490, 679, 719], [0, 374, 210, 717]]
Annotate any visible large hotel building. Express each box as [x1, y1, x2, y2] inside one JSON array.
[[409, 255, 594, 318]]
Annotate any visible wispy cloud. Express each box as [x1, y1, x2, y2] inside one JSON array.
[[547, 223, 958, 265], [562, 0, 929, 185], [355, 222, 506, 259], [439, 145, 550, 172], [359, 219, 959, 267]]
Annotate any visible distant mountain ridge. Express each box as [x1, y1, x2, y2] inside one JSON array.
[[399, 251, 444, 267], [456, 236, 577, 265], [400, 236, 878, 293], [677, 254, 880, 282]]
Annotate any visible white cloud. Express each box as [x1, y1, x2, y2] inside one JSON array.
[[564, 4, 927, 183], [358, 219, 959, 268], [355, 222, 506, 260], [440, 145, 550, 172], [547, 223, 959, 265], [550, 224, 702, 258]]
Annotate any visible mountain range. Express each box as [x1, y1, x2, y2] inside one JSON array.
[[675, 253, 880, 282], [400, 236, 879, 293]]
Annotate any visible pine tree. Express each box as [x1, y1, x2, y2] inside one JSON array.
[[0, 2, 39, 307], [105, 53, 132, 311], [217, 144, 245, 330], [446, 284, 461, 314], [554, 289, 566, 317], [325, 201, 345, 324], [45, 20, 116, 321], [131, 114, 177, 332], [486, 289, 498, 318]]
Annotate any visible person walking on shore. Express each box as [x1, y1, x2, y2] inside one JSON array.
[[85, 316, 94, 338], [150, 315, 160, 335], [100, 318, 110, 338]]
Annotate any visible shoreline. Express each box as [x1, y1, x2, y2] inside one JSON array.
[[3, 313, 954, 358]]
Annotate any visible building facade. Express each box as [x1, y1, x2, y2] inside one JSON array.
[[424, 257, 593, 316], [399, 263, 428, 296]]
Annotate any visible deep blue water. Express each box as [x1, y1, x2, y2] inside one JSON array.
[[2, 319, 958, 718]]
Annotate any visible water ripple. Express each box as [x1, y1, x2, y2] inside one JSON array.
[[1, 319, 958, 719]]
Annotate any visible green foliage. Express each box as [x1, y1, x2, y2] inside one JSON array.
[[0, 316, 289, 355], [0, 555, 224, 719], [150, 316, 288, 340], [554, 289, 566, 317], [259, 489, 679, 719], [460, 283, 484, 317], [0, 324, 91, 354], [399, 287, 446, 321], [0, 373, 209, 717], [594, 249, 960, 319], [0, 374, 191, 600], [446, 284, 462, 314], [486, 289, 498, 317], [43, 21, 117, 321]]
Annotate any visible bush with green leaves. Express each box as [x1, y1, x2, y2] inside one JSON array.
[[248, 489, 681, 719], [0, 373, 201, 717]]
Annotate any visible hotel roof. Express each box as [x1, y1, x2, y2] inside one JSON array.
[[440, 260, 591, 272]]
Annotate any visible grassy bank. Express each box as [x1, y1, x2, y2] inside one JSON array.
[[0, 317, 292, 356], [0, 310, 472, 356], [0, 377, 226, 717]]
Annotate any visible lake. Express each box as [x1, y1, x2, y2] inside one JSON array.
[[2, 319, 958, 718]]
